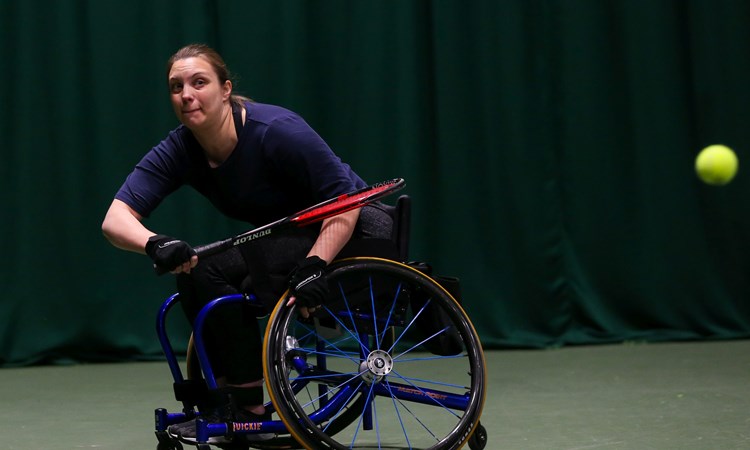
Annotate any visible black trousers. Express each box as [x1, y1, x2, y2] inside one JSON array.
[[176, 205, 394, 385]]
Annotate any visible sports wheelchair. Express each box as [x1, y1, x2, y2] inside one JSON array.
[[153, 196, 488, 450]]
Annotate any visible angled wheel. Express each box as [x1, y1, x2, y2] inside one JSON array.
[[468, 422, 487, 449], [264, 257, 486, 450], [156, 441, 183, 450]]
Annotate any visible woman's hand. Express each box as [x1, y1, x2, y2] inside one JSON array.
[[287, 256, 328, 318], [145, 234, 199, 274]]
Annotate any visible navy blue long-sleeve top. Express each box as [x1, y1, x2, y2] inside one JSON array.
[[115, 101, 365, 226]]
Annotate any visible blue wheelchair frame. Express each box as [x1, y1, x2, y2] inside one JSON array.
[[153, 287, 477, 447], [154, 292, 289, 445]]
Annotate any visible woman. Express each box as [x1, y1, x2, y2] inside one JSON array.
[[101, 43, 393, 442]]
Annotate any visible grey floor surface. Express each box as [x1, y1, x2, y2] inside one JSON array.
[[1, 340, 749, 449]]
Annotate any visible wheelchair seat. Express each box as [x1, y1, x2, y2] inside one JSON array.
[[335, 194, 412, 262]]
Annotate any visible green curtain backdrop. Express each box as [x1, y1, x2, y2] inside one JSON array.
[[1, 0, 749, 366]]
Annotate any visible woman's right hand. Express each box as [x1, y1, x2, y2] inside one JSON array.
[[145, 234, 198, 274]]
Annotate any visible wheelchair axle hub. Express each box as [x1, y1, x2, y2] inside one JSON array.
[[360, 349, 393, 384]]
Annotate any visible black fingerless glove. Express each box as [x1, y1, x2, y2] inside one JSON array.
[[288, 256, 329, 308], [145, 234, 196, 272]]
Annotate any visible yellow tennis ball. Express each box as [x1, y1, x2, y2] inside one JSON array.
[[695, 145, 738, 185]]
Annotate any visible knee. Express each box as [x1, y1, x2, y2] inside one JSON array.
[[178, 258, 228, 286], [176, 262, 234, 300]]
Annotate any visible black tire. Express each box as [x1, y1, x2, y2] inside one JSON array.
[[264, 257, 486, 450], [468, 422, 488, 450], [156, 442, 183, 450], [155, 430, 184, 450]]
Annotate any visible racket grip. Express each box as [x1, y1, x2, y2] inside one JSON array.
[[152, 238, 231, 276], [194, 238, 231, 258]]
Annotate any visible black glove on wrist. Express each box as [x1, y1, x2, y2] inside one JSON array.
[[289, 256, 329, 308], [145, 234, 196, 272]]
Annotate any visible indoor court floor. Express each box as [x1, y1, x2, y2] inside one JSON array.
[[1, 340, 748, 449]]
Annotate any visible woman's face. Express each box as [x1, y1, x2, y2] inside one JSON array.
[[167, 56, 231, 131]]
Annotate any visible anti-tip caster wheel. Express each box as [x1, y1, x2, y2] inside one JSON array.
[[469, 422, 488, 450], [155, 429, 183, 450], [156, 441, 183, 450]]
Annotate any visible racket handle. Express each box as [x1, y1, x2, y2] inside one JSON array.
[[152, 238, 232, 276], [194, 238, 232, 258]]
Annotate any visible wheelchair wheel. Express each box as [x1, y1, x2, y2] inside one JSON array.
[[156, 441, 183, 450], [263, 257, 486, 450]]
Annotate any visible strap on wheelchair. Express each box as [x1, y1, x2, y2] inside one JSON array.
[[174, 380, 264, 412], [173, 379, 208, 404], [208, 385, 264, 409]]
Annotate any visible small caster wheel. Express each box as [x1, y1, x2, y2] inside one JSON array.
[[468, 422, 487, 450], [156, 441, 183, 450], [197, 444, 212, 450], [216, 443, 251, 450]]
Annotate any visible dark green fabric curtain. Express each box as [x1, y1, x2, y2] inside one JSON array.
[[1, 0, 749, 366]]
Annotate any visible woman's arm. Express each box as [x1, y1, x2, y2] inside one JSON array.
[[288, 207, 360, 317], [102, 199, 198, 273], [307, 208, 361, 263], [101, 199, 154, 254]]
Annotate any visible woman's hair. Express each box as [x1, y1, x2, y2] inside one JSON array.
[[166, 43, 252, 105]]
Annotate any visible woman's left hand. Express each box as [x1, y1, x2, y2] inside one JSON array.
[[287, 256, 329, 317]]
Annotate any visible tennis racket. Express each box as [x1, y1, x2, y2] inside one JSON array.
[[155, 178, 405, 275]]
